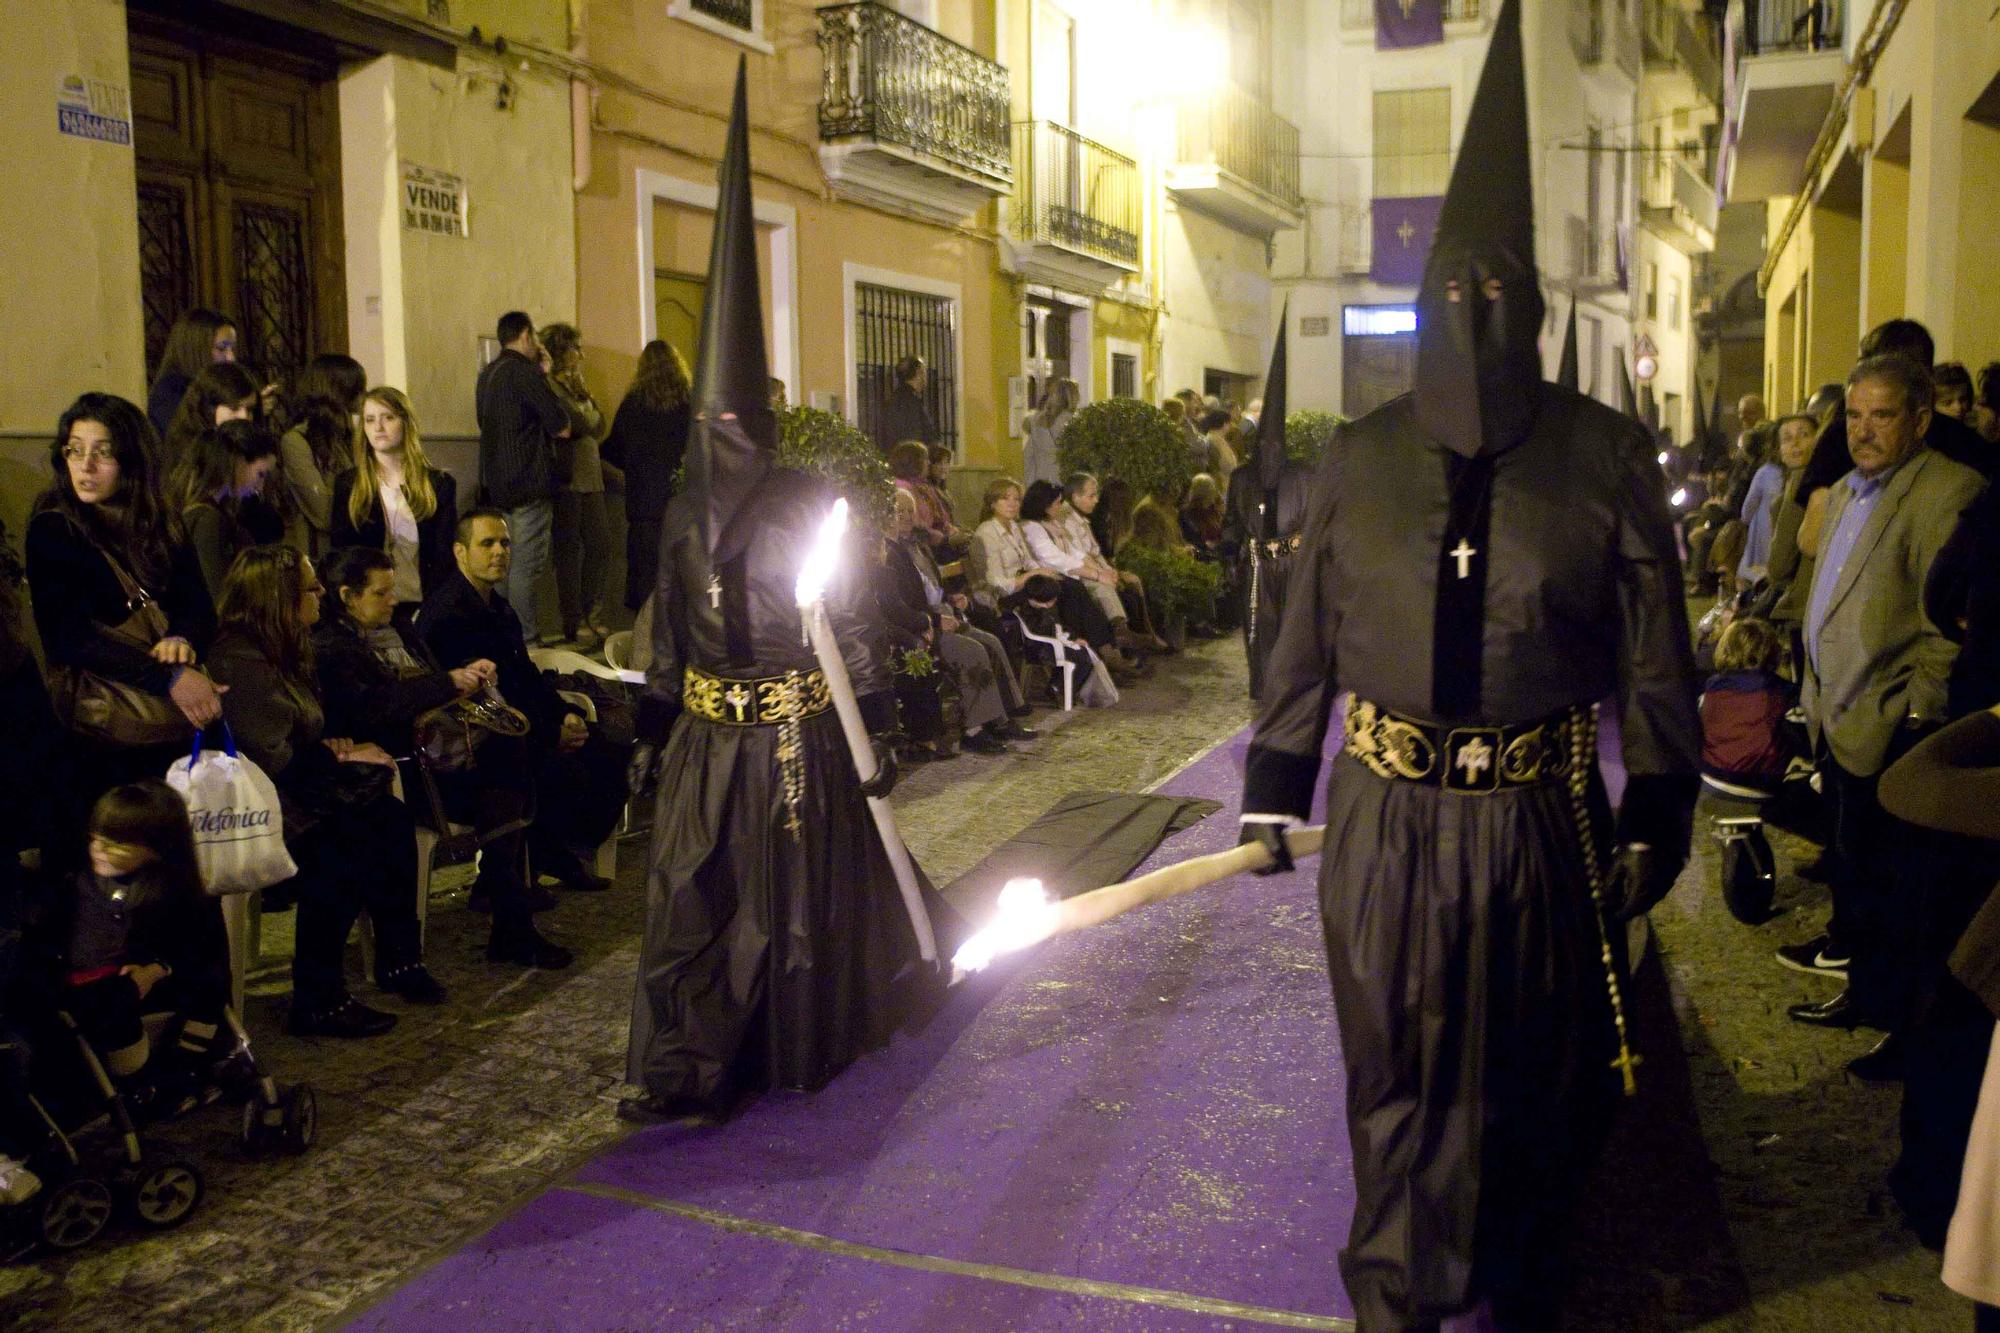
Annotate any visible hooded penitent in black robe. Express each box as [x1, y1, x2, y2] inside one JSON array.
[[1239, 3, 1700, 1327], [624, 60, 947, 1112], [1224, 459, 1314, 704]]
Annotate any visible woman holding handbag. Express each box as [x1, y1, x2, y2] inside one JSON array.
[[27, 393, 224, 812], [314, 545, 554, 957], [208, 544, 436, 1035]]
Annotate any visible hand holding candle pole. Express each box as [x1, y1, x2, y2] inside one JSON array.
[[796, 499, 938, 964], [951, 824, 1326, 975]]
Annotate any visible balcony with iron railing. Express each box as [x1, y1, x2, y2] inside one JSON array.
[[1641, 152, 1717, 252], [1006, 120, 1141, 289], [1164, 84, 1303, 237], [1642, 0, 1723, 105], [815, 3, 1012, 225], [1339, 0, 1483, 31], [1723, 0, 1846, 201]]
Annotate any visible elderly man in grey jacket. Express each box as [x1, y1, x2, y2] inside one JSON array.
[[1791, 354, 1987, 1076]]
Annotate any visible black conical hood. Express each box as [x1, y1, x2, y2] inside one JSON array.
[[1256, 302, 1290, 512], [1413, 0, 1544, 458], [1619, 356, 1640, 420], [1556, 300, 1580, 390], [685, 58, 775, 557], [1692, 377, 1710, 447]]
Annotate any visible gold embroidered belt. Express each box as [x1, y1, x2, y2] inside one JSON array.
[[1257, 532, 1303, 560], [683, 666, 831, 727], [1343, 698, 1576, 793]]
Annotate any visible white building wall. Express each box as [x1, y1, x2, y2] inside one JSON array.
[[1159, 201, 1273, 401]]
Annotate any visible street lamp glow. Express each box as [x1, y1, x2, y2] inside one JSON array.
[[1670, 487, 1689, 507]]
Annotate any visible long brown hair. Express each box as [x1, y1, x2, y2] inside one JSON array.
[[170, 418, 279, 517], [89, 780, 204, 903], [627, 340, 690, 411], [217, 544, 317, 699], [151, 308, 234, 391], [348, 386, 439, 526], [164, 362, 262, 464], [287, 353, 367, 477], [35, 392, 180, 589]]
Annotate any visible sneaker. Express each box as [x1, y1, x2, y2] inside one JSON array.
[[376, 963, 448, 1005], [487, 926, 574, 970], [1774, 936, 1850, 978], [286, 997, 398, 1039], [0, 1154, 41, 1205]]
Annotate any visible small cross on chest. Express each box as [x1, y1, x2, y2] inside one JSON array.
[[707, 575, 723, 609], [1449, 538, 1477, 580]]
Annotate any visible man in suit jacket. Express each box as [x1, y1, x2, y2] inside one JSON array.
[[1793, 355, 1987, 1062]]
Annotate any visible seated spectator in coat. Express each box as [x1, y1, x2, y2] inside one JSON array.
[[1022, 478, 1160, 659], [209, 545, 435, 1034], [161, 361, 262, 470], [417, 510, 630, 908], [314, 545, 553, 932], [57, 781, 232, 1119], [888, 440, 966, 558], [1063, 472, 1166, 650], [1700, 618, 1799, 799], [147, 308, 236, 438], [331, 386, 459, 625], [972, 478, 1135, 676], [28, 393, 224, 799], [1179, 474, 1227, 560], [172, 419, 283, 600]]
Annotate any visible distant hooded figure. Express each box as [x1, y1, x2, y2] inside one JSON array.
[[1222, 303, 1313, 702], [1236, 1, 1701, 1325], [621, 61, 951, 1125]]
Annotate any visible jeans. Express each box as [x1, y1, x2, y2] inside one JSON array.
[[503, 498, 555, 641], [553, 489, 613, 636]]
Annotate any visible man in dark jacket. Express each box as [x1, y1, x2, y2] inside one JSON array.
[[476, 312, 574, 641], [417, 510, 631, 958], [875, 355, 939, 454]]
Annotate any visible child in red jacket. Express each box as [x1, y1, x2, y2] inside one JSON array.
[[1700, 617, 1797, 797]]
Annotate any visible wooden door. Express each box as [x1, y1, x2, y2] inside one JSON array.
[[653, 271, 707, 375], [1341, 332, 1417, 418], [129, 20, 344, 381]]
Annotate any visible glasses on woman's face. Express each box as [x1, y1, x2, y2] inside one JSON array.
[[62, 444, 116, 466]]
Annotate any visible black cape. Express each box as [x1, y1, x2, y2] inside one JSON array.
[[627, 471, 950, 1102], [1243, 384, 1700, 1325], [1223, 459, 1315, 703]]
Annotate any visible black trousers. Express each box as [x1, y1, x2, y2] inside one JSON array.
[[1823, 748, 1925, 1027], [409, 736, 537, 933], [529, 731, 630, 876], [65, 968, 224, 1070], [289, 792, 422, 1010]]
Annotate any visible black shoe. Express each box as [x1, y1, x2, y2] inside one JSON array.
[[286, 997, 398, 1039], [469, 883, 559, 914], [1006, 703, 1034, 719], [487, 927, 574, 970], [1775, 936, 1851, 979], [1786, 989, 1866, 1029], [555, 868, 612, 893], [1847, 1031, 1905, 1082], [962, 730, 1010, 755], [615, 1091, 723, 1125], [994, 720, 1039, 741], [376, 962, 448, 1005]]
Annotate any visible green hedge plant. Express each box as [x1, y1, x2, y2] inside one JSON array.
[[1115, 541, 1220, 628], [1284, 409, 1344, 467], [777, 405, 897, 534], [1056, 399, 1195, 501]]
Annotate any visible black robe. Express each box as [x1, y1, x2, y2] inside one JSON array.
[[627, 470, 949, 1103], [1224, 459, 1315, 703], [1243, 385, 1700, 1328]]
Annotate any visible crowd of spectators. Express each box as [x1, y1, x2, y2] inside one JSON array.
[[1687, 318, 2000, 1322]]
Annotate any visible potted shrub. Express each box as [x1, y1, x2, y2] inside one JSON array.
[[1056, 399, 1195, 502]]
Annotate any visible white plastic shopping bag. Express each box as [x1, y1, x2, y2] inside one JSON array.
[[165, 727, 297, 895]]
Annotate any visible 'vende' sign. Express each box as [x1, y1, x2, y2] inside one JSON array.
[[401, 162, 467, 238]]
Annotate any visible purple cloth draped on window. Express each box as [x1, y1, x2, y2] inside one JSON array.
[[1370, 195, 1444, 285], [1376, 0, 1445, 49]]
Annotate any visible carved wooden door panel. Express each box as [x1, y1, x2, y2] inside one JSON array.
[[129, 20, 343, 382]]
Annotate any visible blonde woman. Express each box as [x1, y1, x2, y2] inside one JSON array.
[[973, 475, 1133, 673], [1022, 379, 1076, 489], [330, 387, 458, 622]]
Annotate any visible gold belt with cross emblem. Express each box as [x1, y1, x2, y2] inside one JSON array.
[[683, 665, 832, 727], [1342, 698, 1575, 793]]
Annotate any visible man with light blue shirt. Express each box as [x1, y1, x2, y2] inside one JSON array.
[[1789, 354, 1985, 1082]]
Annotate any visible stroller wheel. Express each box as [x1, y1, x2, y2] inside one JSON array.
[[39, 1176, 115, 1250], [126, 1159, 203, 1230], [1720, 827, 1777, 924], [281, 1085, 317, 1154]]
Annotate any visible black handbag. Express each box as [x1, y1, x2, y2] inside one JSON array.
[[413, 685, 530, 773]]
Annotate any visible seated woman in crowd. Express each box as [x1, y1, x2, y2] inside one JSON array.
[[330, 386, 458, 626], [971, 477, 1135, 676], [208, 544, 436, 1036], [173, 418, 284, 600], [56, 780, 232, 1119], [162, 361, 262, 468], [27, 393, 225, 800], [313, 545, 551, 954], [886, 441, 967, 561], [921, 444, 969, 556], [1020, 479, 1158, 660], [280, 353, 366, 558]]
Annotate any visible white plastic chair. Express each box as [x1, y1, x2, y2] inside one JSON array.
[[1011, 611, 1079, 711], [529, 646, 639, 879], [602, 630, 639, 675]]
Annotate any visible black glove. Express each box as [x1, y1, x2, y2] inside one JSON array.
[[627, 742, 660, 799], [858, 737, 898, 799], [1238, 820, 1293, 876], [1604, 843, 1680, 921]]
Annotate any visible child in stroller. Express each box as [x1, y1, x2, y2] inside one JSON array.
[[1701, 617, 1812, 921]]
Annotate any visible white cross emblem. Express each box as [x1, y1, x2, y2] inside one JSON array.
[[724, 683, 752, 722], [1450, 538, 1477, 579], [1455, 736, 1493, 784], [707, 575, 723, 609]]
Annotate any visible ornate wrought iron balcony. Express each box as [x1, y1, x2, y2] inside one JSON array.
[[1008, 120, 1141, 285], [816, 3, 1011, 223], [1167, 84, 1303, 236]]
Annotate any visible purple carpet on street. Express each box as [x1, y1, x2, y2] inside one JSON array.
[[1375, 0, 1445, 49], [349, 728, 1358, 1330], [1370, 195, 1444, 285]]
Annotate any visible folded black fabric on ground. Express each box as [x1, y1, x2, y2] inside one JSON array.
[[941, 790, 1220, 921]]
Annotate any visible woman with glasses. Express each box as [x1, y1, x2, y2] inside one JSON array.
[[208, 544, 435, 1035], [26, 393, 222, 806]]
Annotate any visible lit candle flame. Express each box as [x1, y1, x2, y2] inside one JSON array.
[[951, 878, 1059, 973], [1670, 486, 1688, 507], [795, 497, 849, 609]]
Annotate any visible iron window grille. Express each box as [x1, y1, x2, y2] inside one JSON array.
[[855, 282, 959, 454]]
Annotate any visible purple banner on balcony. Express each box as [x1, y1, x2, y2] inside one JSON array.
[[1376, 0, 1444, 49], [1370, 195, 1443, 285]]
